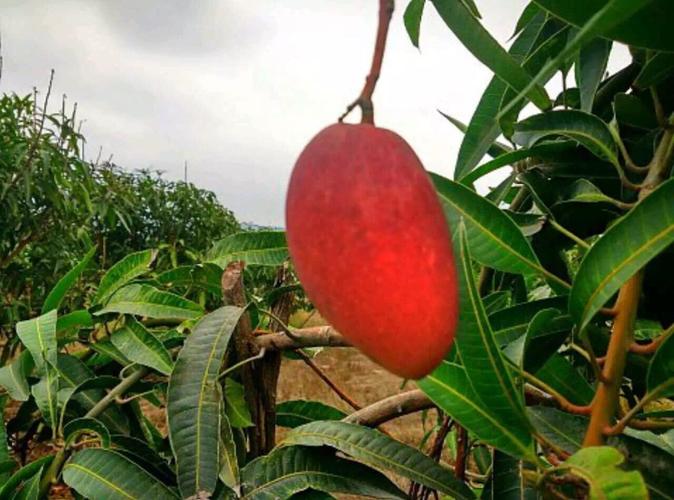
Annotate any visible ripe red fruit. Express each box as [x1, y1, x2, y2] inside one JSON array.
[[285, 123, 459, 379]]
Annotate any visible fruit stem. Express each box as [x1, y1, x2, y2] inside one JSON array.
[[339, 0, 395, 125]]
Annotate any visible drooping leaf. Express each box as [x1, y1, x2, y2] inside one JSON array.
[[94, 249, 158, 305], [16, 310, 57, 371], [63, 448, 179, 499], [111, 318, 174, 375], [437, 111, 511, 158], [276, 400, 347, 428], [283, 421, 474, 499], [219, 412, 239, 489], [430, 0, 550, 111], [42, 246, 96, 313], [420, 361, 535, 462], [207, 231, 288, 268], [570, 178, 674, 330], [241, 446, 406, 499], [403, 0, 426, 48], [0, 351, 34, 401], [432, 174, 568, 289], [224, 378, 253, 428], [110, 434, 177, 486], [576, 38, 612, 112], [95, 284, 203, 320], [453, 226, 532, 441], [557, 447, 647, 499], [31, 373, 59, 432], [614, 93, 659, 131], [167, 306, 245, 498]]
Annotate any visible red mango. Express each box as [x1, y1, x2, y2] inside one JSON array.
[[285, 123, 458, 379]]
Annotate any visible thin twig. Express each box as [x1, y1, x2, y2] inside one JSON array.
[[294, 350, 361, 411], [338, 0, 394, 124]]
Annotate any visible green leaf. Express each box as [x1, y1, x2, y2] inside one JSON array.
[[614, 93, 659, 131], [403, 0, 426, 48], [207, 231, 288, 267], [0, 351, 34, 401], [432, 173, 568, 289], [31, 373, 59, 432], [534, 0, 674, 51], [513, 110, 619, 168], [522, 310, 572, 374], [95, 284, 203, 320], [13, 465, 43, 500], [420, 361, 535, 462], [111, 318, 174, 375], [95, 249, 158, 305], [647, 331, 674, 397], [459, 142, 573, 185], [635, 52, 674, 89], [536, 354, 595, 405], [241, 446, 406, 499], [430, 0, 550, 111], [56, 354, 129, 434], [110, 434, 177, 486], [491, 450, 537, 499], [559, 447, 647, 499], [64, 417, 111, 448], [0, 396, 11, 466], [570, 178, 674, 330], [452, 9, 549, 179], [219, 413, 239, 489], [576, 38, 612, 112], [56, 309, 93, 335], [42, 246, 96, 313], [283, 421, 474, 499], [16, 309, 57, 372], [453, 226, 533, 442], [499, 0, 654, 120], [224, 378, 253, 428], [63, 448, 179, 499], [156, 263, 223, 297], [0, 456, 53, 499], [276, 400, 346, 428], [167, 306, 245, 498], [437, 111, 511, 159], [489, 296, 568, 346], [559, 179, 630, 209]]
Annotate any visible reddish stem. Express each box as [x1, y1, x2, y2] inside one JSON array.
[[339, 0, 394, 125]]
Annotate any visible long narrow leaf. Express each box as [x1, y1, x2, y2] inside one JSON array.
[[94, 249, 157, 305], [167, 306, 245, 498], [42, 246, 96, 313]]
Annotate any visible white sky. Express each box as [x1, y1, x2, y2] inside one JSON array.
[[0, 1, 629, 226]]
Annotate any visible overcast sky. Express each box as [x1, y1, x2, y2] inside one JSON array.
[[1, 1, 629, 226]]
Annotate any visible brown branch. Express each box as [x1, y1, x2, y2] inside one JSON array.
[[295, 350, 361, 411], [338, 0, 394, 124], [255, 326, 349, 350], [343, 389, 434, 426]]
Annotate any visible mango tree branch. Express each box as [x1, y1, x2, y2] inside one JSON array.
[[604, 379, 674, 436], [583, 128, 674, 446], [343, 389, 434, 426], [294, 350, 362, 411], [255, 326, 349, 350]]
